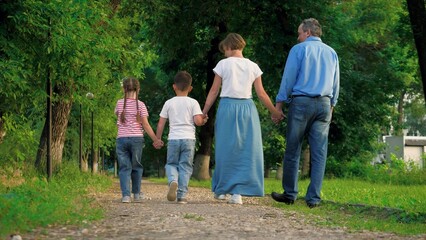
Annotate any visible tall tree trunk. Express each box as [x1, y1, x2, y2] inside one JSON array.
[[406, 0, 426, 103], [92, 147, 99, 173], [35, 83, 73, 172], [81, 153, 89, 172], [264, 168, 270, 178], [301, 145, 310, 179], [396, 91, 406, 136], [275, 165, 283, 180], [0, 112, 5, 144], [192, 39, 218, 180], [193, 22, 227, 180]]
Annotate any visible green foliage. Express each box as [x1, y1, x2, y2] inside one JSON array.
[[0, 162, 112, 238], [327, 152, 426, 185], [323, 0, 423, 166], [0, 0, 156, 167], [326, 151, 378, 178], [0, 114, 40, 162], [366, 154, 426, 185], [404, 95, 426, 135], [1, 0, 425, 178]]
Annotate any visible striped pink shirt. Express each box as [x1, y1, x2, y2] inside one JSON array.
[[115, 98, 149, 138]]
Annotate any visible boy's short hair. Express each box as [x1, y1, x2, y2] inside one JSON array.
[[174, 71, 192, 91], [219, 33, 246, 53]]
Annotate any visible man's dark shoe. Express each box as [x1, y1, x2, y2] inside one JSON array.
[[307, 202, 319, 208], [271, 192, 294, 205]]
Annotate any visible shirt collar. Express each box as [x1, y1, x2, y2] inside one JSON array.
[[306, 36, 322, 42]]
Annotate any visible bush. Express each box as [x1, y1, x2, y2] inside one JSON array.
[[364, 154, 426, 185], [326, 153, 426, 185], [0, 161, 112, 237], [325, 156, 346, 178]]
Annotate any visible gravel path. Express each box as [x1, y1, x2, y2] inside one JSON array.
[[23, 180, 424, 240]]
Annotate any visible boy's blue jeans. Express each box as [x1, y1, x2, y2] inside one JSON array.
[[116, 137, 144, 197], [281, 96, 332, 204], [165, 139, 196, 199]]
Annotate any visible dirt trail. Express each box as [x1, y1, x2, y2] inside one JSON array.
[[23, 180, 424, 240]]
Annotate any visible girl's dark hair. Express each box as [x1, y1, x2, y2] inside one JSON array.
[[120, 77, 141, 123]]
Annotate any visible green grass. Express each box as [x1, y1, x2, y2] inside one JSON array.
[[183, 213, 204, 221], [267, 178, 425, 235], [150, 177, 426, 236], [0, 162, 113, 238]]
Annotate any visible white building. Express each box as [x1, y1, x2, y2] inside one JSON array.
[[385, 136, 426, 169]]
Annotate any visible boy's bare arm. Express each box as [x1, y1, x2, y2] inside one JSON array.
[[193, 114, 207, 126], [156, 117, 167, 139], [141, 116, 162, 145]]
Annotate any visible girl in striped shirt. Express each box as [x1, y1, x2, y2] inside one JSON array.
[[115, 77, 163, 203]]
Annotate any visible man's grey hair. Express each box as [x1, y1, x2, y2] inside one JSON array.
[[301, 18, 322, 37]]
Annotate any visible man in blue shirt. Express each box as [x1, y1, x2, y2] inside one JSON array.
[[271, 18, 340, 208]]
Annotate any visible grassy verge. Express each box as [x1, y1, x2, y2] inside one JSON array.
[[0, 162, 113, 238], [149, 177, 426, 236], [267, 178, 426, 236]]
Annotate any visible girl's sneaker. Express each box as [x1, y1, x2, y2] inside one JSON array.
[[228, 194, 243, 204], [214, 194, 227, 200], [121, 196, 131, 203], [133, 193, 143, 202]]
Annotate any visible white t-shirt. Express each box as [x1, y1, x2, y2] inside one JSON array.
[[213, 57, 263, 99], [159, 96, 203, 140]]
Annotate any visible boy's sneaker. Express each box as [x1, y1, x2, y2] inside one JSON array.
[[167, 181, 178, 201], [214, 194, 226, 200], [228, 194, 243, 204], [121, 196, 131, 203], [177, 198, 188, 204], [133, 193, 143, 202]]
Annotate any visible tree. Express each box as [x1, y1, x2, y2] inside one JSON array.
[[321, 0, 425, 176], [0, 0, 153, 172], [406, 0, 426, 102], [2, 0, 422, 179]]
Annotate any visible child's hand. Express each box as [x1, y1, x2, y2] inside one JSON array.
[[153, 139, 164, 149], [202, 114, 209, 125]]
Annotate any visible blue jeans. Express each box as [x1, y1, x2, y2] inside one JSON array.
[[165, 139, 196, 199], [116, 137, 144, 197], [281, 96, 332, 204]]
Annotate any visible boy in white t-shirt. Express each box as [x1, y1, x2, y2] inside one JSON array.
[[156, 71, 207, 204]]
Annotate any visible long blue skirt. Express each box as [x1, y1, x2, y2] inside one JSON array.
[[212, 98, 264, 197]]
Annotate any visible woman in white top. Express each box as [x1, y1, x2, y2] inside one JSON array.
[[202, 33, 283, 204]]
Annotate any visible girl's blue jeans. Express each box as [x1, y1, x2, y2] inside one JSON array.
[[116, 137, 144, 197]]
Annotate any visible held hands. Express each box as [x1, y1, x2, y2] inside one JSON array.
[[202, 114, 209, 125], [271, 109, 285, 124], [152, 139, 164, 149]]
